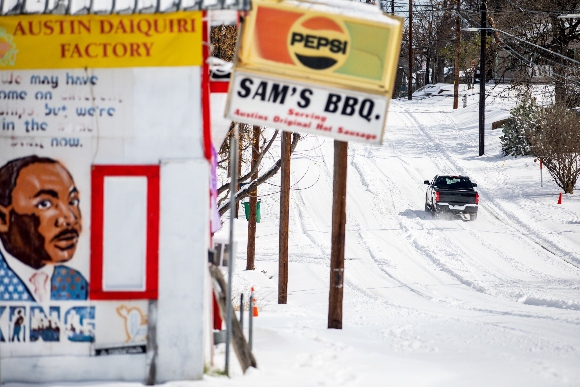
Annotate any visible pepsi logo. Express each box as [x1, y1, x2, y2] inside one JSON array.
[[288, 15, 350, 71]]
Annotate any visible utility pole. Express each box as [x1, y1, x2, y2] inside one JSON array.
[[426, 19, 432, 85], [391, 0, 394, 14], [278, 132, 291, 304], [408, 0, 413, 100], [246, 125, 260, 270], [328, 140, 347, 329], [453, 0, 460, 109], [479, 0, 486, 156]]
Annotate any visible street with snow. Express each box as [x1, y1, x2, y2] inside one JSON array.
[[11, 85, 580, 387]]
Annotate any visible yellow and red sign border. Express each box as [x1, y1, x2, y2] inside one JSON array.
[[235, 0, 403, 94], [0, 12, 203, 69]]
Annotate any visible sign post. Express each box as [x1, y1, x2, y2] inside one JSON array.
[[540, 157, 543, 187], [329, 140, 347, 329]]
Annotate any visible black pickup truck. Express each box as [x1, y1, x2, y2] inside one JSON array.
[[424, 175, 479, 220]]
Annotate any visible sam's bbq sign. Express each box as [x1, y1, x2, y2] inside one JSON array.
[[229, 0, 403, 144], [226, 71, 388, 144]]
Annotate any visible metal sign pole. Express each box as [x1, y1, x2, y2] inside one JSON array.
[[249, 288, 254, 350], [540, 158, 543, 187], [225, 123, 239, 376]]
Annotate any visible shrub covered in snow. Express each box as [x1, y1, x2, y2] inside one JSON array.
[[500, 92, 580, 194], [529, 105, 580, 194], [499, 93, 540, 157]]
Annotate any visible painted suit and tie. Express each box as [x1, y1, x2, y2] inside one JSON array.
[[0, 250, 88, 302]]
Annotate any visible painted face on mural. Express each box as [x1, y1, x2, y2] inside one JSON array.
[[0, 161, 82, 269]]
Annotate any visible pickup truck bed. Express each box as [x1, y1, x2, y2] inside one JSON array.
[[424, 175, 479, 220]]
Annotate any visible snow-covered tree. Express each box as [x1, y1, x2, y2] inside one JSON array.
[[499, 93, 540, 157], [529, 105, 580, 194]]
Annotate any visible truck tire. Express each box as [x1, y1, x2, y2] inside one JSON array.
[[431, 200, 439, 217], [470, 213, 477, 221], [425, 196, 434, 216]]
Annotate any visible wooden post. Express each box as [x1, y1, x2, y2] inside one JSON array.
[[453, 0, 461, 109], [328, 140, 347, 329], [246, 125, 260, 270], [209, 266, 257, 373], [408, 0, 413, 100], [239, 293, 244, 331], [236, 127, 242, 218], [278, 131, 291, 304]]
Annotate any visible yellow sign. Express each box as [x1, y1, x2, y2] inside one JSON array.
[[0, 12, 202, 69], [237, 0, 403, 93]]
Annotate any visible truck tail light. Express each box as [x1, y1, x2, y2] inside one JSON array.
[[475, 193, 479, 204], [435, 192, 440, 202]]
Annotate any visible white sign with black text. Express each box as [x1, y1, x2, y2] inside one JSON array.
[[226, 71, 389, 144]]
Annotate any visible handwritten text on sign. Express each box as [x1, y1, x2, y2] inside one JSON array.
[[226, 72, 388, 144], [0, 69, 132, 151]]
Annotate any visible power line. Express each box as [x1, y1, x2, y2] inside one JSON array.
[[502, 42, 580, 86], [501, 41, 580, 75], [493, 29, 580, 66]]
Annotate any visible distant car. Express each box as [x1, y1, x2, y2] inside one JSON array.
[[424, 175, 479, 220]]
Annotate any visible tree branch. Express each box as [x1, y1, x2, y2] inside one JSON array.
[[218, 133, 301, 217], [217, 130, 279, 195]]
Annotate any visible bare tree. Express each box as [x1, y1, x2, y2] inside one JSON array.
[[211, 25, 302, 219], [460, 0, 580, 106], [407, 0, 455, 85], [529, 105, 580, 193], [218, 132, 301, 216], [404, 0, 482, 88]]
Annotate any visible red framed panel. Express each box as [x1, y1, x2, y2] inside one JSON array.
[[202, 12, 213, 162], [209, 81, 229, 93], [90, 165, 160, 300]]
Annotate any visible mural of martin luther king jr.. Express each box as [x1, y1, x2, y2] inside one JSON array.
[[0, 155, 88, 302]]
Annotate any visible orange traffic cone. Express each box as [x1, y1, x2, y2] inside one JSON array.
[[557, 192, 562, 204], [251, 287, 258, 317]]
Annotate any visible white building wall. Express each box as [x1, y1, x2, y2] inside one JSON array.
[[157, 159, 209, 382]]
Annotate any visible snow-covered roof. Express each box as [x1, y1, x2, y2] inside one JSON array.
[[1, 0, 250, 15]]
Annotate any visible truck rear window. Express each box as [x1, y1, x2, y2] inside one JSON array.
[[435, 176, 473, 189]]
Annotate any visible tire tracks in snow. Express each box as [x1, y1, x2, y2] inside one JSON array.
[[401, 107, 580, 270], [397, 109, 550, 276], [348, 142, 490, 296], [348, 104, 579, 313], [432, 108, 580, 269], [345, 143, 580, 324], [390, 108, 540, 282]]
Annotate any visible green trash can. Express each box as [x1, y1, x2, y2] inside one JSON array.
[[243, 200, 261, 223]]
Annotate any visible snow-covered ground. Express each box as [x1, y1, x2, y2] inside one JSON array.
[[10, 84, 580, 386]]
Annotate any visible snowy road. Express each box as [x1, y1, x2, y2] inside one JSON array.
[[217, 93, 580, 386], [46, 91, 579, 387]]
